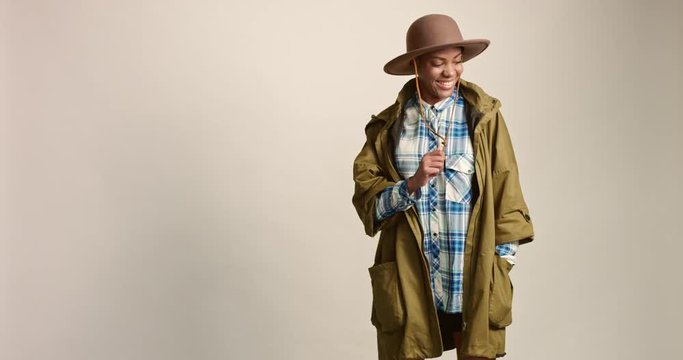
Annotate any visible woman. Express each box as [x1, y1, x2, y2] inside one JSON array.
[[352, 14, 535, 360]]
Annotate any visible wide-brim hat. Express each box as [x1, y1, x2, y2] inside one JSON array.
[[384, 14, 490, 75]]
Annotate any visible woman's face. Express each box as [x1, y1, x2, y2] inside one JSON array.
[[416, 47, 464, 105]]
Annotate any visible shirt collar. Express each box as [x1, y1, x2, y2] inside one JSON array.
[[413, 88, 459, 113]]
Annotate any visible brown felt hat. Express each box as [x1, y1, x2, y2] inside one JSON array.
[[384, 14, 490, 75]]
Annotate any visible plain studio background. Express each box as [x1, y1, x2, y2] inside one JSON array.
[[1, 0, 682, 359]]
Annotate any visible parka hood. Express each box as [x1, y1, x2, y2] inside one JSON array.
[[371, 78, 502, 131]]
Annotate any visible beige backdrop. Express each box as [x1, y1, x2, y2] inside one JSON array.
[[2, 0, 682, 359]]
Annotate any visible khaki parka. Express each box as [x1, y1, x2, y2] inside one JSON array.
[[352, 78, 535, 359]]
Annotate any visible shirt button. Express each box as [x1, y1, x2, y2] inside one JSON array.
[[432, 232, 438, 237]]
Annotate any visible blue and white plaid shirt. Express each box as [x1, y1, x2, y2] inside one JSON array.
[[375, 89, 518, 313]]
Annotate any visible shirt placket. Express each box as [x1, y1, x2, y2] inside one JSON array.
[[426, 105, 444, 305]]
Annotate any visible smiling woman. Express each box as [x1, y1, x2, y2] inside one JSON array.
[[352, 14, 535, 360], [414, 47, 464, 105]]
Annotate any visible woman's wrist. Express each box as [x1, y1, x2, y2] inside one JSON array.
[[407, 176, 419, 195]]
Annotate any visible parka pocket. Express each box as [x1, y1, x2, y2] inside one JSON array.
[[368, 261, 405, 333], [489, 255, 514, 329], [444, 153, 475, 204]]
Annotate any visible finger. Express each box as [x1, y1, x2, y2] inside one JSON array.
[[425, 167, 440, 175], [426, 164, 444, 173], [426, 152, 445, 161], [424, 160, 439, 169], [428, 156, 445, 166], [428, 155, 445, 164], [429, 162, 444, 170]]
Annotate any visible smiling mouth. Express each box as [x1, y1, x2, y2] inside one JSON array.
[[436, 79, 454, 88]]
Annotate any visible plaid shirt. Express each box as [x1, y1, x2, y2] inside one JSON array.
[[375, 89, 518, 313]]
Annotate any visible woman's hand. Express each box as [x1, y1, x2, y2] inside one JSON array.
[[407, 147, 445, 194]]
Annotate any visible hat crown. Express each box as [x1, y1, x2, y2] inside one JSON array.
[[406, 14, 464, 52]]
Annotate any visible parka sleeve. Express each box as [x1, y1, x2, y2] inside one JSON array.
[[490, 110, 535, 245], [352, 118, 399, 237]]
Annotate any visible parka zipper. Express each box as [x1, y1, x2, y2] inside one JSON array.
[[461, 110, 485, 334]]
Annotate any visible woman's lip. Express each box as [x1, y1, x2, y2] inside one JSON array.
[[436, 79, 454, 88]]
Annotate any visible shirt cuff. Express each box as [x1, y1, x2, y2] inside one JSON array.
[[496, 241, 519, 265], [374, 179, 421, 222], [397, 178, 421, 202]]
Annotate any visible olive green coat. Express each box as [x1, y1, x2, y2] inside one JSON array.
[[352, 78, 535, 359]]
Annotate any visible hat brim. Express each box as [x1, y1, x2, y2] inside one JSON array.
[[383, 39, 490, 75]]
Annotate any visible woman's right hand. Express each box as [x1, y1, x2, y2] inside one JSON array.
[[407, 147, 445, 194]]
